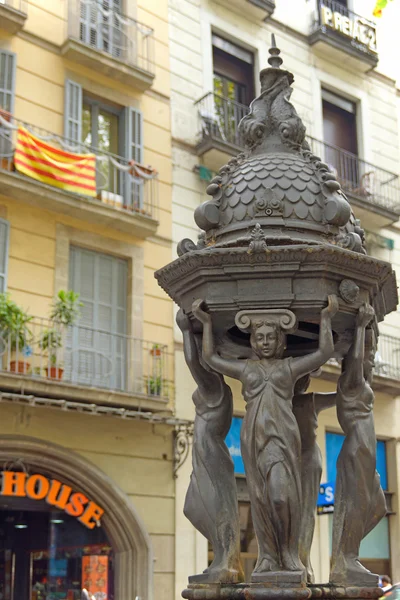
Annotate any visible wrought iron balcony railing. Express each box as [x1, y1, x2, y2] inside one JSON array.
[[194, 92, 400, 216], [195, 92, 248, 150], [327, 333, 400, 382], [67, 0, 154, 75], [306, 137, 400, 215], [0, 316, 172, 399], [375, 333, 400, 381], [0, 113, 159, 220]]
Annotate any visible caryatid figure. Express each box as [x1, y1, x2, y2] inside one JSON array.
[[330, 304, 386, 587], [192, 296, 338, 583], [176, 309, 243, 584]]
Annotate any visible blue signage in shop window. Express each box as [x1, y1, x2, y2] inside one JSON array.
[[225, 416, 245, 475], [317, 481, 335, 514]]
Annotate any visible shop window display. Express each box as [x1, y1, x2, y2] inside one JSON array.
[[0, 502, 114, 600]]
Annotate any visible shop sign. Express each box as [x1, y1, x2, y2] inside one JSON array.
[[226, 417, 245, 475], [0, 471, 104, 529], [317, 481, 335, 515], [320, 5, 377, 54]]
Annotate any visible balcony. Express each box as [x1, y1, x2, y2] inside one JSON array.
[[0, 0, 27, 33], [307, 137, 400, 227], [61, 0, 155, 90], [194, 93, 400, 225], [323, 333, 400, 394], [0, 113, 159, 238], [195, 92, 248, 170], [0, 316, 172, 411], [308, 0, 378, 72]]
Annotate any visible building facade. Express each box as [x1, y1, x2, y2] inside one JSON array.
[[0, 1, 177, 599], [169, 0, 400, 594]]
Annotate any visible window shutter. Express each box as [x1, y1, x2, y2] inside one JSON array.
[[64, 80, 82, 144], [68, 246, 128, 389], [127, 107, 143, 164], [0, 51, 16, 114], [122, 107, 143, 208], [0, 219, 10, 293]]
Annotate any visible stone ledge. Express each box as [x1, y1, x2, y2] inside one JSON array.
[[0, 371, 171, 413], [308, 30, 378, 73], [0, 170, 159, 238], [0, 4, 27, 34], [61, 39, 155, 91]]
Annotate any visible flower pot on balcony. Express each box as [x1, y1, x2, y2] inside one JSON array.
[[0, 158, 13, 171], [150, 346, 162, 357], [9, 360, 31, 374], [46, 366, 64, 380]]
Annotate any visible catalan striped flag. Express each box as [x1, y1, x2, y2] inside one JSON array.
[[14, 126, 97, 197]]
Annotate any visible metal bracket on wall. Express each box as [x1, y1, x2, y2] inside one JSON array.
[[173, 423, 194, 478]]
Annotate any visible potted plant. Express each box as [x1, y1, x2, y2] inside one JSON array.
[[39, 328, 63, 380], [150, 343, 162, 357], [40, 290, 82, 380], [0, 293, 33, 373], [145, 375, 169, 397]]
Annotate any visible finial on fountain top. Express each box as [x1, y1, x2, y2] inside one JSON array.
[[267, 34, 283, 69], [238, 33, 302, 153]]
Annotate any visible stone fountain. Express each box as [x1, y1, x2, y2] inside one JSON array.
[[156, 35, 397, 600]]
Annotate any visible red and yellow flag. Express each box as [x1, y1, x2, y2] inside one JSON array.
[[14, 126, 97, 197]]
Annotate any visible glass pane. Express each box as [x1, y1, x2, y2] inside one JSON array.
[[98, 110, 118, 155], [213, 74, 223, 98], [97, 110, 119, 193], [0, 505, 114, 600], [82, 104, 92, 146]]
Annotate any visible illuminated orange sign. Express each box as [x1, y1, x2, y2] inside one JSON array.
[[0, 471, 104, 529]]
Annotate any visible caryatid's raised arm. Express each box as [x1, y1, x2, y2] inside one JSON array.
[[339, 303, 375, 394], [192, 299, 246, 380], [290, 295, 339, 382]]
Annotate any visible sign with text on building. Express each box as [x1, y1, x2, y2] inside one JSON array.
[[0, 471, 104, 529], [317, 481, 335, 515], [320, 5, 377, 54]]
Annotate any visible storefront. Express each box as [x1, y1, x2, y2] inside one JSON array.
[[0, 471, 112, 599], [0, 435, 153, 600]]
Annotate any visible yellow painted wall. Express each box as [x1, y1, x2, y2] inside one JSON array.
[[0, 2, 175, 598], [0, 402, 175, 599], [0, 0, 174, 346]]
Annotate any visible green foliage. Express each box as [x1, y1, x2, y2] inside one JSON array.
[[40, 290, 83, 366], [0, 293, 33, 352], [50, 290, 82, 326], [39, 328, 63, 365], [145, 375, 169, 397]]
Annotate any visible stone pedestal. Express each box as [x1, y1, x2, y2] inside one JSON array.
[[182, 584, 383, 600]]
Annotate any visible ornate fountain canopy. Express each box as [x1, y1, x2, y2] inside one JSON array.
[[156, 36, 397, 354], [194, 34, 360, 250]]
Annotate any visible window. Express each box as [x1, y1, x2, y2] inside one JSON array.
[[0, 483, 114, 600], [67, 246, 128, 391], [0, 51, 16, 115], [82, 96, 121, 193], [212, 34, 254, 144], [80, 0, 123, 59], [0, 219, 9, 293], [322, 89, 358, 188], [64, 80, 143, 208], [0, 52, 16, 159]]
